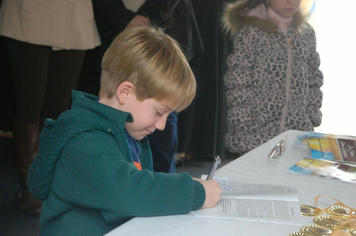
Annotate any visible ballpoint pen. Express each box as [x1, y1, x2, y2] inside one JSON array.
[[207, 155, 221, 180], [268, 134, 289, 159]]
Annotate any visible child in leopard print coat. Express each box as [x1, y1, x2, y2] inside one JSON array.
[[222, 0, 323, 156]]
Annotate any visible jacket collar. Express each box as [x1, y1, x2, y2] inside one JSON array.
[[222, 3, 307, 37]]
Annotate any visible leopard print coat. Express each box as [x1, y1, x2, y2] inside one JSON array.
[[223, 3, 323, 155]]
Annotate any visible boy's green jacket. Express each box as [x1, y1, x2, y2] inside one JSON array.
[[27, 90, 205, 236]]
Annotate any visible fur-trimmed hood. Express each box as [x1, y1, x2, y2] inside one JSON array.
[[222, 2, 307, 37]]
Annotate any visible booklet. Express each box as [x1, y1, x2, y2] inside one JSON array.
[[194, 180, 303, 225], [297, 132, 356, 162], [289, 157, 356, 184]]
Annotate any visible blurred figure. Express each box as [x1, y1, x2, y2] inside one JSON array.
[[0, 0, 100, 215], [222, 0, 323, 156]]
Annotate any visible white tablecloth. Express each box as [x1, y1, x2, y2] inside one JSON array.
[[106, 130, 356, 236]]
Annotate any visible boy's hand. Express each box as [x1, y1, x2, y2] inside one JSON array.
[[194, 178, 222, 209], [126, 15, 150, 28]]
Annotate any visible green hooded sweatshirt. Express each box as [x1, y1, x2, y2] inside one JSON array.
[[27, 91, 205, 236]]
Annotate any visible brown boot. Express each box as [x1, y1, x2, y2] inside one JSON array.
[[14, 123, 42, 216]]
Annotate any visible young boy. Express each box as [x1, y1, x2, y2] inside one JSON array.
[[27, 27, 222, 236]]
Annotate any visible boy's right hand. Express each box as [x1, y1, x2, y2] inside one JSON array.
[[194, 178, 222, 209], [126, 15, 150, 28]]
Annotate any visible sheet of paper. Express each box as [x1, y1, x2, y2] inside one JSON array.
[[217, 179, 300, 201], [194, 180, 303, 225]]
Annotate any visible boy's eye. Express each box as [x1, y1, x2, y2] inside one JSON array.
[[156, 111, 163, 116]]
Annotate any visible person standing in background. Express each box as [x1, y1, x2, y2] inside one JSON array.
[[77, 0, 203, 173], [137, 0, 204, 173], [222, 0, 323, 157], [0, 0, 100, 215]]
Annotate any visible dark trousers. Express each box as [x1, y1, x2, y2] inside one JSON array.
[[0, 36, 15, 131], [5, 38, 85, 125], [148, 112, 178, 173]]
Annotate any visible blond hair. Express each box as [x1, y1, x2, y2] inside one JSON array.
[[100, 27, 196, 112]]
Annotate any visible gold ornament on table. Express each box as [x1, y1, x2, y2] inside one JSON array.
[[289, 196, 356, 236], [313, 215, 352, 229], [300, 204, 324, 217], [326, 205, 356, 218], [300, 224, 333, 235], [288, 233, 313, 236], [347, 228, 356, 236]]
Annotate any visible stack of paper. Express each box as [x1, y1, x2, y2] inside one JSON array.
[[194, 180, 303, 225]]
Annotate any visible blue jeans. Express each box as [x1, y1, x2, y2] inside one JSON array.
[[148, 112, 178, 173]]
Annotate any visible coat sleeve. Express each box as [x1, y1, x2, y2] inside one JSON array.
[[91, 0, 136, 38], [306, 27, 323, 127], [52, 131, 205, 223], [91, 0, 169, 39]]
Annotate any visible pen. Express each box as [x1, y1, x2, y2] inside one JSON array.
[[268, 134, 288, 159], [207, 155, 221, 180]]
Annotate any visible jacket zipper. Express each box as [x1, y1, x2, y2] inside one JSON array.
[[279, 38, 293, 132]]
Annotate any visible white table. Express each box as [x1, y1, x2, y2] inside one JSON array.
[[106, 130, 356, 236]]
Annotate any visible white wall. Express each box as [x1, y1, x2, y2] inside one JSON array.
[[313, 1, 356, 136]]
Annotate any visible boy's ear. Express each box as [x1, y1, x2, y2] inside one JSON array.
[[116, 81, 135, 105]]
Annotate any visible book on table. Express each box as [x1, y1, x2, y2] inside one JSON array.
[[289, 157, 356, 184], [297, 131, 356, 162], [291, 132, 356, 183], [194, 179, 303, 225]]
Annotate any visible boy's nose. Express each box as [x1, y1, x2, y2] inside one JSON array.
[[155, 116, 167, 131]]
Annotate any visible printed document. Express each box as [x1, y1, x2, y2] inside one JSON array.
[[194, 180, 302, 225]]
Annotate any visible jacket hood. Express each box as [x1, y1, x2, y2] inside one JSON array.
[[27, 91, 133, 201], [222, 2, 307, 37]]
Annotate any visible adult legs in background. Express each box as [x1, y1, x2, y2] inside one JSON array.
[[0, 36, 17, 206], [7, 38, 51, 215], [149, 112, 178, 173], [7, 39, 51, 126], [76, 44, 102, 96], [41, 49, 85, 119], [5, 38, 85, 215], [0, 36, 15, 134]]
